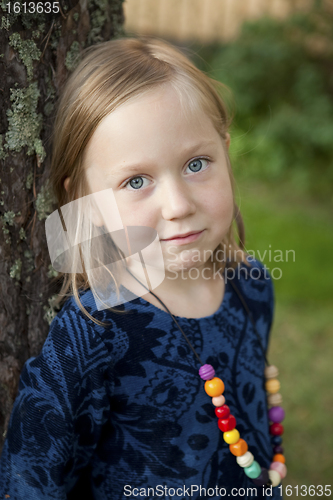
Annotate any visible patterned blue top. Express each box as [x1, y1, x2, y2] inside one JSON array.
[[0, 258, 283, 499]]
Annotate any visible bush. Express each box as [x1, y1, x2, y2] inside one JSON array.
[[193, 3, 333, 201]]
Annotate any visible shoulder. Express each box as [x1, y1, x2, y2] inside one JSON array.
[[44, 290, 115, 375], [227, 255, 274, 304], [226, 256, 275, 337], [49, 288, 150, 368]]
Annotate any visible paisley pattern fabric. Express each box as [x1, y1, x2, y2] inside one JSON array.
[[0, 258, 283, 499]]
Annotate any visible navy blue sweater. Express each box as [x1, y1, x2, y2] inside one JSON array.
[[0, 258, 283, 499]]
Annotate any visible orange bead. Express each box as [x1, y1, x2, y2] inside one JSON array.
[[265, 379, 280, 394], [229, 438, 248, 457], [204, 377, 225, 397], [273, 454, 286, 464]]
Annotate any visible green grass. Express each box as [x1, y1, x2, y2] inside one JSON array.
[[234, 177, 333, 307], [235, 177, 333, 490]]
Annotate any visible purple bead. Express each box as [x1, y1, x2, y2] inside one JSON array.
[[268, 406, 285, 423], [199, 364, 215, 380], [273, 445, 284, 454], [252, 467, 270, 486]]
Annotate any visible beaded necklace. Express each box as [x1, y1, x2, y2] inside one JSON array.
[[126, 264, 286, 488]]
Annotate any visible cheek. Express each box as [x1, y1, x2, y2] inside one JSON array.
[[115, 198, 158, 228], [204, 184, 234, 230]]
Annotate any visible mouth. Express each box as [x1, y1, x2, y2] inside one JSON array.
[[160, 230, 205, 245]]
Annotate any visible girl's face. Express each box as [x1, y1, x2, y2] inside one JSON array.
[[83, 84, 234, 278]]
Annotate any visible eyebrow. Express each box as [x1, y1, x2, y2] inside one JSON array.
[[113, 139, 217, 175]]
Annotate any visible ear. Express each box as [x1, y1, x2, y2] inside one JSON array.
[[64, 177, 70, 192], [225, 133, 230, 150]]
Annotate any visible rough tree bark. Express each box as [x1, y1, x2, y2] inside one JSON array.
[[0, 0, 125, 452]]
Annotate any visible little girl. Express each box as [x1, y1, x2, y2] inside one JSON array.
[[0, 38, 286, 499]]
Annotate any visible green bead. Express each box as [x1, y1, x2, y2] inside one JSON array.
[[244, 460, 261, 479]]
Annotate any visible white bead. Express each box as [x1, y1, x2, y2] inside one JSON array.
[[212, 395, 225, 407], [267, 393, 282, 407], [236, 451, 254, 468], [265, 365, 279, 379], [268, 469, 282, 486]]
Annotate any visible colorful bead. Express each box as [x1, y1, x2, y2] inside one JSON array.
[[200, 361, 286, 489], [271, 435, 283, 446], [264, 365, 279, 379], [268, 406, 285, 423], [229, 439, 248, 457], [236, 451, 254, 468], [270, 461, 287, 479], [273, 454, 285, 464], [215, 405, 230, 419], [204, 377, 225, 397], [268, 469, 282, 486], [199, 364, 215, 380], [218, 415, 236, 432], [252, 467, 269, 486], [265, 379, 280, 394], [269, 423, 284, 436], [212, 395, 225, 407], [223, 429, 240, 444], [267, 393, 282, 406], [244, 460, 261, 479]]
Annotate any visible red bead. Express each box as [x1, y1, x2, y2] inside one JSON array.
[[218, 415, 236, 432], [214, 405, 230, 419], [269, 423, 284, 436]]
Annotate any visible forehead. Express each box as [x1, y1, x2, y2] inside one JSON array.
[[83, 84, 221, 169]]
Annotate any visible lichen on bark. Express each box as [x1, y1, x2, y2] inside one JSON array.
[[43, 294, 61, 325], [9, 33, 41, 80], [5, 83, 46, 163], [9, 258, 22, 281], [65, 40, 81, 71], [35, 183, 57, 220]]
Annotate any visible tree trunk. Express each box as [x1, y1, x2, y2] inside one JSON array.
[[0, 0, 125, 452]]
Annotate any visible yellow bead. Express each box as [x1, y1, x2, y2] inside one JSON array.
[[204, 377, 225, 397], [223, 428, 240, 444], [265, 378, 280, 394]]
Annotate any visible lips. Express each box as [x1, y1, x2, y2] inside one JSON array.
[[161, 230, 203, 241], [159, 230, 205, 247]]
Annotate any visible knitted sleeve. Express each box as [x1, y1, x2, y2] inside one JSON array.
[[0, 303, 113, 500]]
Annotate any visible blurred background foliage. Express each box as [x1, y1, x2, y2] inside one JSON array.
[[193, 3, 333, 202]]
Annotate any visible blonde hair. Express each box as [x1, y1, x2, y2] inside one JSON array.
[[49, 36, 249, 326]]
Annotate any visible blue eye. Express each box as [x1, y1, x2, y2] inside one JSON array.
[[187, 158, 209, 173], [129, 177, 143, 189], [125, 176, 149, 190]]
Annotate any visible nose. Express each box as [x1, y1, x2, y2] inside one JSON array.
[[159, 177, 196, 221]]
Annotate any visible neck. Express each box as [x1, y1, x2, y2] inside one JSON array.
[[130, 259, 226, 319]]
